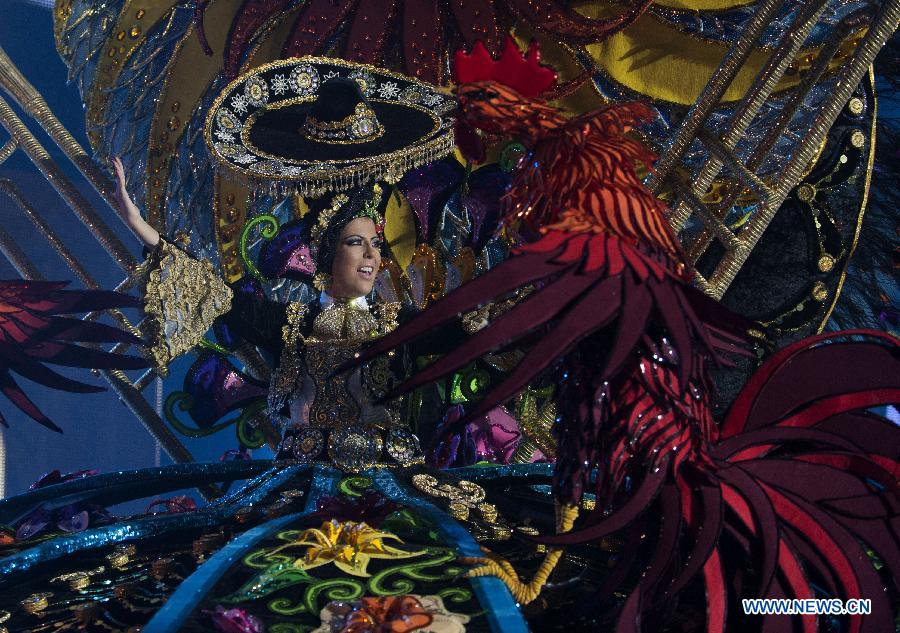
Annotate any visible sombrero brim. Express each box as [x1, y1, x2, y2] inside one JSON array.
[[205, 57, 456, 197]]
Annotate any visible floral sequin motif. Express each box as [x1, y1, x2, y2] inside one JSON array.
[[215, 108, 242, 132], [271, 73, 289, 95], [230, 93, 249, 115], [377, 81, 400, 99], [399, 85, 424, 104], [243, 76, 269, 107], [269, 520, 424, 577], [422, 92, 443, 107], [348, 70, 377, 97], [289, 64, 320, 96]]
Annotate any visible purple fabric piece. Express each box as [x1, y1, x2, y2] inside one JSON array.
[[398, 159, 465, 242], [185, 352, 267, 427], [257, 219, 316, 281], [210, 605, 264, 633], [15, 506, 49, 540], [468, 406, 522, 463], [462, 164, 510, 249], [29, 468, 98, 490]]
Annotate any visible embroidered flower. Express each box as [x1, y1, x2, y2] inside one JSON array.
[[215, 130, 235, 142], [234, 153, 258, 165], [290, 64, 321, 95], [348, 70, 377, 96], [271, 73, 289, 95], [377, 80, 400, 99], [230, 93, 249, 115], [243, 76, 269, 107], [215, 108, 242, 132], [269, 519, 423, 577]]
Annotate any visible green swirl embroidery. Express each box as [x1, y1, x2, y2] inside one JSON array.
[[240, 213, 281, 282], [303, 578, 365, 613], [165, 392, 267, 449], [367, 548, 460, 596], [268, 595, 309, 616], [338, 476, 373, 497], [437, 587, 474, 604], [236, 400, 268, 449]]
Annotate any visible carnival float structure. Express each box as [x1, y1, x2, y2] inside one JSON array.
[[0, 0, 897, 631]]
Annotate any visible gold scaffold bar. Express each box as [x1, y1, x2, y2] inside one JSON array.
[[0, 43, 283, 466], [0, 51, 225, 498], [643, 0, 898, 300]]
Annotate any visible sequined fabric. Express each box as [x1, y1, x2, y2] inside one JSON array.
[[141, 240, 234, 373], [273, 297, 418, 472]]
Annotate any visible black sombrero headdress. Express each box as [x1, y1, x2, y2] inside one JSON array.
[[205, 57, 456, 198]]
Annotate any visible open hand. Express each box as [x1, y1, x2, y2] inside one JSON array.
[[111, 157, 159, 247]]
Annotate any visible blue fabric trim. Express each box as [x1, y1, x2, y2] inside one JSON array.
[[448, 462, 554, 481], [0, 466, 302, 580], [0, 512, 222, 577], [371, 470, 529, 633], [448, 462, 597, 485], [214, 465, 308, 513], [143, 465, 339, 632], [0, 460, 274, 524]]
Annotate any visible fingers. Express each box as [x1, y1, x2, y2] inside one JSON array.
[[110, 157, 137, 215], [111, 156, 127, 188]]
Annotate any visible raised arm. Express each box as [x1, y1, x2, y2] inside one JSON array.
[[110, 157, 287, 372], [112, 157, 160, 248]]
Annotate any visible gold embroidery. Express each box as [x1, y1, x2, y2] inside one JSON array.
[[310, 194, 350, 260], [312, 303, 380, 342], [141, 240, 233, 374], [273, 298, 411, 469], [269, 301, 309, 416], [306, 341, 362, 429], [511, 388, 558, 462], [374, 300, 400, 334]]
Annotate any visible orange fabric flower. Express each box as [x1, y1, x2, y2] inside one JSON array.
[[341, 595, 433, 633]]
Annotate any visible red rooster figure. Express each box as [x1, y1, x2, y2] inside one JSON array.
[[355, 41, 900, 631], [0, 280, 147, 432]]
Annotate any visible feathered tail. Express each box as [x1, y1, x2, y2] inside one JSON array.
[[538, 330, 900, 632]]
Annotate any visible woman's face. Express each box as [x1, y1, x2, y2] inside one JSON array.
[[328, 217, 383, 299]]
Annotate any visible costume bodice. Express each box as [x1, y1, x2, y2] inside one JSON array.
[[270, 293, 421, 472]]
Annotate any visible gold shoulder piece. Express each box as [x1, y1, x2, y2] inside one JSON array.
[[141, 240, 233, 374], [271, 301, 309, 396]]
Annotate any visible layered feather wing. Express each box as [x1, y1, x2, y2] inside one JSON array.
[[0, 281, 147, 432], [531, 331, 900, 633], [356, 230, 747, 425]]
